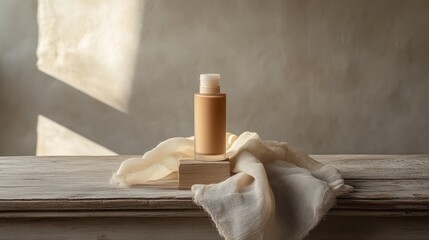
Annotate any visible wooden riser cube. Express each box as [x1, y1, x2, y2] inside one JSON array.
[[178, 158, 231, 189]]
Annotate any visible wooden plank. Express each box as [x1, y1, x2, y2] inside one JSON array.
[[0, 217, 223, 240], [305, 216, 429, 240], [1, 178, 428, 212], [0, 155, 428, 217], [312, 154, 429, 179], [0, 210, 208, 218], [340, 179, 429, 200], [0, 156, 193, 200], [0, 216, 428, 240], [0, 199, 198, 212]]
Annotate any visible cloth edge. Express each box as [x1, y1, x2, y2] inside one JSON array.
[[192, 185, 231, 240]]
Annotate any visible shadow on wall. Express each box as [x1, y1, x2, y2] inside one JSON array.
[[0, 0, 429, 156]]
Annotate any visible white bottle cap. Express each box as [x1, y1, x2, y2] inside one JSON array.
[[200, 74, 220, 93]]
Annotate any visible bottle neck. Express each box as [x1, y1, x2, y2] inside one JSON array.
[[199, 85, 220, 94]]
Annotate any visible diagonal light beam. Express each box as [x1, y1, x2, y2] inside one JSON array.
[[36, 115, 117, 156], [36, 0, 144, 113]]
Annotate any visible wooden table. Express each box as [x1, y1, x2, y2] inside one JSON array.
[[0, 155, 428, 240]]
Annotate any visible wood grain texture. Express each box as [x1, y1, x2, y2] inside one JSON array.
[[0, 217, 223, 240], [0, 155, 428, 239], [306, 216, 429, 240], [0, 155, 428, 216], [312, 154, 429, 179], [178, 159, 230, 189], [0, 216, 428, 240]]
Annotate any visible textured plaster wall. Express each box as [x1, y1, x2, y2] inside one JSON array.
[[0, 0, 428, 155]]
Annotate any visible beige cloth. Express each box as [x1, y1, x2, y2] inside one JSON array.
[[111, 132, 351, 240]]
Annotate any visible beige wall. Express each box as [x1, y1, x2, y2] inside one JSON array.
[[1, 0, 428, 155]]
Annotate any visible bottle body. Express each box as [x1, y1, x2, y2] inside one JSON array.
[[194, 93, 226, 161]]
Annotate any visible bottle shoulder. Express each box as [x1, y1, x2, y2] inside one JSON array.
[[194, 93, 226, 98]]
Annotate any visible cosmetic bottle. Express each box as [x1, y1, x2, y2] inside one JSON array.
[[194, 74, 226, 161]]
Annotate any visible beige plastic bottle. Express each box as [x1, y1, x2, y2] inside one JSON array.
[[194, 74, 226, 161]]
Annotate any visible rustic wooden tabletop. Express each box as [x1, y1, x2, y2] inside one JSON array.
[[0, 155, 428, 239]]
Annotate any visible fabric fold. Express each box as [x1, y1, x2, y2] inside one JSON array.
[[111, 132, 351, 240]]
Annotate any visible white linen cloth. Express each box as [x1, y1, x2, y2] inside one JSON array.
[[111, 132, 351, 240]]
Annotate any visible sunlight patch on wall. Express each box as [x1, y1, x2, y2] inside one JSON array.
[[36, 115, 117, 156], [36, 0, 144, 113]]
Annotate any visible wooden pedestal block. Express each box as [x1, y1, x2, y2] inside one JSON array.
[[178, 159, 231, 189]]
